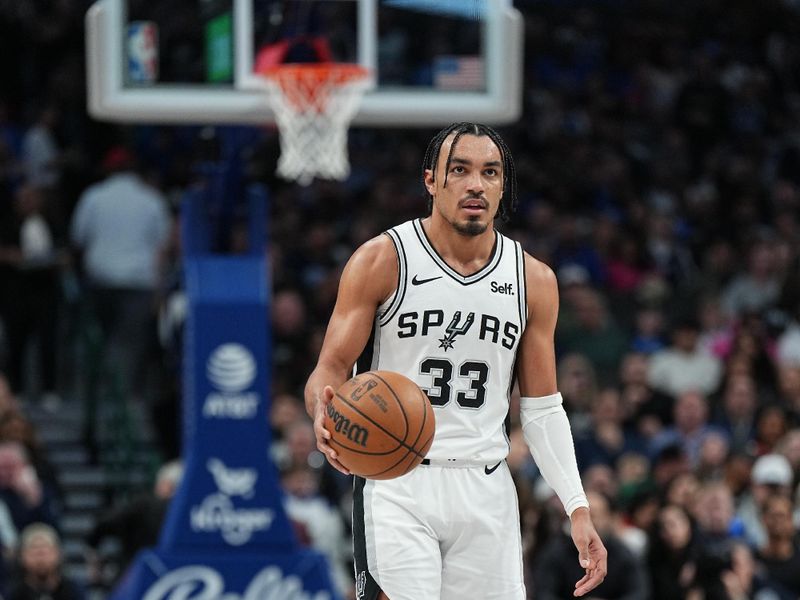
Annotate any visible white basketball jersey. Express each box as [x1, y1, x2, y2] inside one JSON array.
[[360, 218, 528, 463]]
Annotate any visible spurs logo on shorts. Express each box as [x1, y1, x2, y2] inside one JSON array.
[[355, 571, 366, 599]]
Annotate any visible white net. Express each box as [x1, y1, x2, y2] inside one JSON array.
[[261, 65, 371, 186]]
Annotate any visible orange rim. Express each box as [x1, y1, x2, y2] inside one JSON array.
[[258, 63, 370, 89], [258, 63, 370, 112]]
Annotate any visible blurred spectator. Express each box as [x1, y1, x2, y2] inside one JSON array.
[[20, 105, 60, 191], [644, 209, 697, 289], [556, 264, 591, 299], [696, 294, 734, 359], [629, 306, 667, 356], [774, 262, 800, 368], [695, 431, 731, 481], [776, 308, 800, 367], [7, 523, 84, 600], [69, 146, 171, 401], [269, 392, 306, 467], [506, 425, 540, 492], [532, 490, 650, 599], [604, 230, 652, 295], [646, 504, 696, 600], [649, 390, 727, 470], [618, 352, 673, 442], [724, 453, 755, 502], [721, 238, 783, 320], [616, 452, 651, 496], [647, 318, 723, 398], [674, 49, 729, 172], [86, 460, 182, 585], [752, 404, 791, 457], [281, 464, 352, 599], [282, 419, 323, 471], [551, 213, 606, 286], [776, 364, 800, 419], [755, 494, 800, 597], [0, 375, 19, 419], [688, 481, 742, 599], [518, 481, 555, 594], [0, 184, 62, 405], [736, 453, 794, 548], [556, 288, 629, 385], [711, 373, 759, 455], [650, 443, 691, 490], [555, 353, 596, 436], [582, 463, 620, 501], [271, 288, 311, 395], [574, 386, 645, 472], [774, 429, 800, 482], [151, 216, 184, 461], [0, 442, 57, 533], [615, 485, 660, 559], [279, 418, 348, 510], [662, 471, 701, 514], [721, 316, 779, 393], [0, 412, 61, 506], [712, 541, 792, 600]]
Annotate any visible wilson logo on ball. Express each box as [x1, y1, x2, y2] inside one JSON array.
[[326, 402, 370, 447]]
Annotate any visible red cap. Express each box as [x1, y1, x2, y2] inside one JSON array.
[[102, 146, 134, 171]]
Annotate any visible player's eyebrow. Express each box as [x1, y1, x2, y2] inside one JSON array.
[[450, 157, 503, 168]]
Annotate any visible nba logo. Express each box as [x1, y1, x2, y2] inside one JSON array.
[[127, 21, 158, 84]]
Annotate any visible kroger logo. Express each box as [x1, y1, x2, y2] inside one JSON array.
[[206, 344, 256, 393], [190, 458, 273, 546]]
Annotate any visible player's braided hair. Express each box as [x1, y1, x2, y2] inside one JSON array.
[[422, 122, 518, 222]]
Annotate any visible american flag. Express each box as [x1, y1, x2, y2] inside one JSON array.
[[433, 56, 485, 91]]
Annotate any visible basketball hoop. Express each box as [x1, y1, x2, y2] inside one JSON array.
[[258, 63, 371, 186]]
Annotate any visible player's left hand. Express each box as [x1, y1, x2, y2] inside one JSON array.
[[569, 507, 607, 597]]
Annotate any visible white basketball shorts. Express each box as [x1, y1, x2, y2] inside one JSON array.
[[352, 460, 526, 600]]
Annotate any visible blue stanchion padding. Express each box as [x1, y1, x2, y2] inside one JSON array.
[[111, 550, 336, 600], [110, 187, 340, 599]]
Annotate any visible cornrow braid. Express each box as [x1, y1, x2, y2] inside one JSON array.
[[422, 122, 518, 222]]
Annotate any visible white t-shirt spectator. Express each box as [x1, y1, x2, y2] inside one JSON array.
[[70, 172, 170, 289], [777, 322, 800, 366], [647, 348, 723, 398]]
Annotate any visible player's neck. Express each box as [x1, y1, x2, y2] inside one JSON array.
[[421, 216, 496, 276]]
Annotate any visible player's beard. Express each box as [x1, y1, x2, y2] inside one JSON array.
[[453, 217, 488, 237], [436, 198, 491, 237]]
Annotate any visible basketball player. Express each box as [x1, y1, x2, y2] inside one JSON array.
[[305, 123, 607, 599]]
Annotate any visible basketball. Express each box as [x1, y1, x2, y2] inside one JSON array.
[[323, 370, 435, 480]]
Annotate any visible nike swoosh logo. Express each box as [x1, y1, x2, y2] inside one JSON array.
[[411, 275, 443, 286], [484, 461, 502, 475]]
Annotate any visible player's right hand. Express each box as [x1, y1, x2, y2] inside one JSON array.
[[313, 385, 351, 475]]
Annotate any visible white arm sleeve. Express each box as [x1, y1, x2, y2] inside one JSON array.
[[520, 392, 589, 517]]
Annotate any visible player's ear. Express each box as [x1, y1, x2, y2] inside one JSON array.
[[423, 169, 436, 195]]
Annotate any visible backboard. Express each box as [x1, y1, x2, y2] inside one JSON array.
[[86, 0, 523, 126]]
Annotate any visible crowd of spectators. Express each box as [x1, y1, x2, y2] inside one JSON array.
[[1, 0, 800, 598]]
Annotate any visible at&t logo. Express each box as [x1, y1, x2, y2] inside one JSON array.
[[204, 343, 260, 419], [207, 343, 256, 392]]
